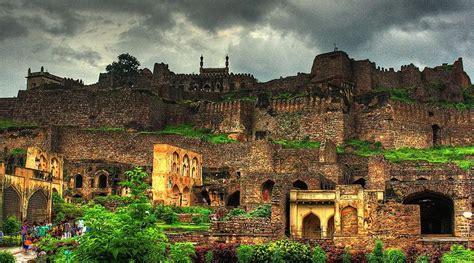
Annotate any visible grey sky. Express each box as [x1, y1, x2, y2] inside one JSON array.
[[0, 0, 472, 97]]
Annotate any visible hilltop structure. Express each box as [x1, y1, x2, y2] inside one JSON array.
[[0, 51, 472, 249]]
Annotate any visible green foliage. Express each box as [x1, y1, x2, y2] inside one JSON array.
[[415, 255, 430, 263], [0, 119, 38, 131], [83, 127, 125, 132], [223, 204, 271, 221], [441, 244, 473, 263], [342, 248, 352, 263], [312, 246, 328, 263], [1, 216, 20, 235], [221, 91, 257, 102], [93, 195, 130, 211], [246, 204, 272, 218], [205, 250, 214, 263], [339, 139, 473, 170], [10, 148, 26, 156], [156, 223, 209, 232], [52, 192, 83, 223], [0, 251, 15, 263], [252, 239, 312, 263], [169, 242, 196, 263], [384, 249, 406, 263], [154, 124, 235, 144], [0, 235, 21, 246], [237, 244, 255, 263], [106, 53, 140, 78], [36, 235, 78, 262], [366, 240, 385, 263], [374, 87, 415, 104], [271, 138, 321, 149], [120, 166, 151, 203]]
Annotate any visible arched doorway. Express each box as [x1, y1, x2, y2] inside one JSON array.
[[172, 185, 181, 206], [227, 191, 240, 207], [341, 206, 358, 235], [292, 180, 308, 190], [404, 192, 453, 235], [75, 174, 83, 188], [27, 190, 48, 224], [302, 213, 321, 239], [261, 180, 275, 202], [182, 187, 190, 206], [3, 186, 21, 220], [432, 124, 441, 146], [98, 174, 107, 189], [327, 216, 335, 238], [201, 190, 211, 205], [183, 155, 190, 177]]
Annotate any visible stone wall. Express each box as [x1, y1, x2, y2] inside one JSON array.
[[0, 98, 16, 119]]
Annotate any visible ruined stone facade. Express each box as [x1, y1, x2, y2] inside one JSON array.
[[0, 50, 472, 248]]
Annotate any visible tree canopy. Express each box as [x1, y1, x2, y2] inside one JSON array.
[[105, 53, 140, 77]]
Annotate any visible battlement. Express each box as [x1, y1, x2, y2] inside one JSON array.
[[200, 100, 255, 113], [269, 95, 343, 113]]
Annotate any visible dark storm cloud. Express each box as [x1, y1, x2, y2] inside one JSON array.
[[0, 15, 28, 41], [50, 46, 102, 66]]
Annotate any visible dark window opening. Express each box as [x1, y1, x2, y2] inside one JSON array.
[[255, 131, 267, 140], [432, 124, 441, 146], [261, 180, 275, 202], [75, 174, 83, 188], [98, 174, 107, 189], [353, 178, 366, 188], [292, 180, 308, 190], [226, 191, 240, 207]]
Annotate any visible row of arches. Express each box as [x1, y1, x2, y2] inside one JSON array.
[[301, 206, 358, 239], [3, 186, 48, 223], [172, 185, 191, 206], [172, 152, 199, 179], [74, 173, 108, 189]]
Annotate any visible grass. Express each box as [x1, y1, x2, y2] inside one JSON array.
[[339, 139, 474, 170], [0, 119, 38, 131], [142, 124, 235, 144], [82, 127, 125, 132], [156, 222, 210, 232], [373, 87, 415, 104], [271, 138, 321, 149]]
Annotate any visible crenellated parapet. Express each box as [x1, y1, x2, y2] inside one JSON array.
[[269, 95, 344, 113]]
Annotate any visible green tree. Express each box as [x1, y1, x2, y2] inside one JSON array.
[[105, 53, 140, 78], [1, 216, 20, 235], [367, 240, 385, 263]]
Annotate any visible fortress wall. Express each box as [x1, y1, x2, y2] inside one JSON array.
[[390, 101, 474, 148], [12, 89, 165, 129], [355, 104, 394, 148], [352, 60, 374, 94], [0, 98, 17, 119], [0, 128, 49, 154], [195, 100, 255, 134], [389, 162, 467, 182]]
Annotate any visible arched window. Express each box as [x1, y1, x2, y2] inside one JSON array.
[[75, 174, 83, 188], [191, 158, 198, 178], [183, 155, 190, 177], [98, 174, 107, 189], [417, 177, 428, 181], [341, 206, 358, 235], [39, 155, 47, 171], [261, 180, 275, 202], [292, 180, 308, 190], [3, 186, 21, 220], [227, 191, 240, 207], [303, 213, 321, 239], [353, 178, 366, 188], [50, 158, 60, 178], [182, 187, 190, 206], [404, 192, 453, 235], [172, 185, 181, 206], [27, 190, 48, 223], [172, 152, 179, 174], [432, 124, 441, 146], [327, 216, 335, 238]]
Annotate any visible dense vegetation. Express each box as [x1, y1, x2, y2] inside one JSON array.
[[146, 124, 235, 144], [271, 137, 321, 149], [0, 119, 37, 131], [223, 204, 272, 221], [338, 139, 474, 169]]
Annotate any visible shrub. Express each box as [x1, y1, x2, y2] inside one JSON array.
[[223, 208, 247, 221], [312, 246, 328, 263], [367, 240, 384, 263], [252, 239, 312, 263], [169, 242, 195, 263], [0, 235, 21, 246], [415, 255, 430, 263], [247, 204, 271, 218], [237, 244, 254, 263], [384, 249, 406, 263], [205, 251, 214, 263], [441, 244, 473, 263], [342, 248, 351, 263], [1, 216, 20, 235], [0, 251, 15, 263]]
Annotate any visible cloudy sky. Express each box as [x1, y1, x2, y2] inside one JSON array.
[[0, 0, 472, 97]]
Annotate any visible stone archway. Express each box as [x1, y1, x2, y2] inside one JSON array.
[[98, 174, 107, 189], [182, 187, 190, 206], [3, 186, 21, 220], [172, 185, 181, 206], [404, 191, 454, 235], [292, 180, 308, 190], [261, 180, 275, 202], [341, 206, 358, 235], [303, 213, 321, 239], [227, 191, 240, 207], [27, 190, 48, 224]]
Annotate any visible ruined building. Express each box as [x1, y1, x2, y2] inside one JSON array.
[[0, 50, 472, 249]]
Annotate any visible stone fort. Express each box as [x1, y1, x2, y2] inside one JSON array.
[[0, 50, 472, 249]]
